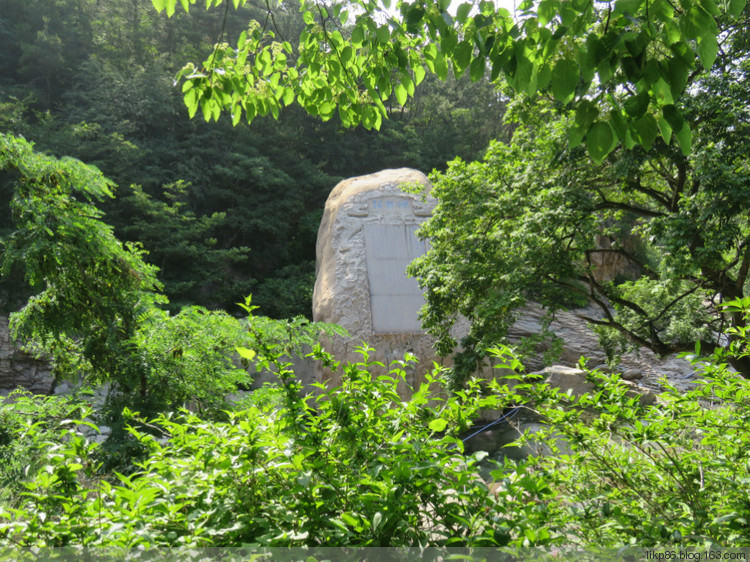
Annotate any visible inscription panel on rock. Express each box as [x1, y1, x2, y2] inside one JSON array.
[[364, 222, 428, 333]]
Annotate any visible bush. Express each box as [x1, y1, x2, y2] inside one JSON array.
[[4, 295, 750, 548], [0, 391, 94, 507], [0, 348, 525, 547], [514, 298, 750, 546]]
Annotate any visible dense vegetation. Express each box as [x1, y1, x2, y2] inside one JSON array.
[[0, 0, 506, 317], [1, 0, 750, 552], [407, 4, 750, 383]]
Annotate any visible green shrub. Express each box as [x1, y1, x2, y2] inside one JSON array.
[[514, 298, 750, 546], [0, 348, 526, 547], [0, 391, 94, 507]]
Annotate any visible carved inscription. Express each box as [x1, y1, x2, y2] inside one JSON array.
[[363, 223, 428, 333]]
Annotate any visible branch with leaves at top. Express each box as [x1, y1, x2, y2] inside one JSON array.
[[152, 0, 747, 161]]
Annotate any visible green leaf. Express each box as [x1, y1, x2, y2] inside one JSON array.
[[623, 91, 650, 118], [575, 99, 599, 128], [441, 30, 457, 56], [319, 101, 335, 119], [414, 65, 426, 85], [728, 0, 747, 16], [394, 82, 407, 106], [662, 104, 685, 132], [429, 418, 448, 432], [652, 77, 674, 105], [697, 34, 719, 68], [453, 41, 472, 76], [456, 3, 472, 23], [236, 347, 256, 360], [608, 108, 628, 142], [184, 89, 199, 118], [666, 58, 689, 100], [282, 88, 295, 107], [152, 0, 167, 12], [405, 6, 425, 31], [351, 26, 365, 47], [341, 46, 353, 65], [657, 115, 672, 144], [470, 56, 485, 81], [633, 113, 658, 150], [675, 121, 692, 155], [341, 512, 359, 527], [537, 62, 552, 89], [537, 0, 557, 25], [586, 121, 616, 163], [615, 0, 643, 16], [515, 54, 535, 95], [434, 52, 448, 80], [551, 59, 578, 104], [377, 25, 390, 44], [682, 5, 717, 40]]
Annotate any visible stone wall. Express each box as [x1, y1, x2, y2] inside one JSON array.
[[0, 315, 54, 396]]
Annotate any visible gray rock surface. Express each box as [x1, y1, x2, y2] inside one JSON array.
[[0, 315, 54, 396], [312, 168, 448, 396], [536, 364, 656, 406], [508, 303, 697, 393]]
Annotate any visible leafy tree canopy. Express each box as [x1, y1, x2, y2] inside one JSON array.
[[154, 0, 746, 160], [410, 48, 750, 382], [2, 0, 507, 317]]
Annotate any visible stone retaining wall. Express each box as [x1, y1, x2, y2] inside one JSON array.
[[0, 315, 54, 396]]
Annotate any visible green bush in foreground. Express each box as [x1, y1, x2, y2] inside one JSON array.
[[0, 391, 93, 508], [0, 348, 524, 547], [2, 302, 750, 548], [523, 298, 750, 547]]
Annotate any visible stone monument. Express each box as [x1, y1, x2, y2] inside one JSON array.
[[312, 168, 440, 395]]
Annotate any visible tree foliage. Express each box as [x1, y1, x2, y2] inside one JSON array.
[[1, 0, 506, 317], [155, 0, 746, 160], [410, 44, 750, 381], [0, 133, 341, 426], [0, 133, 165, 390]]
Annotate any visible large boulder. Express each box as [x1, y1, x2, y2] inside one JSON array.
[[312, 168, 445, 395]]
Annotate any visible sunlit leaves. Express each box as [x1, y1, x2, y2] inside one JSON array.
[[586, 121, 616, 163], [155, 0, 743, 156]]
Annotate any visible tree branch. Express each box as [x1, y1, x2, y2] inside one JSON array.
[[736, 240, 750, 291], [594, 200, 666, 218], [624, 178, 671, 209]]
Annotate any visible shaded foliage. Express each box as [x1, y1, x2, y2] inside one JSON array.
[[411, 44, 750, 382], [0, 0, 506, 317]]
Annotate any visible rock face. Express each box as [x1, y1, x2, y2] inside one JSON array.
[[508, 303, 697, 393], [312, 168, 441, 394], [537, 364, 656, 405], [0, 315, 54, 396]]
